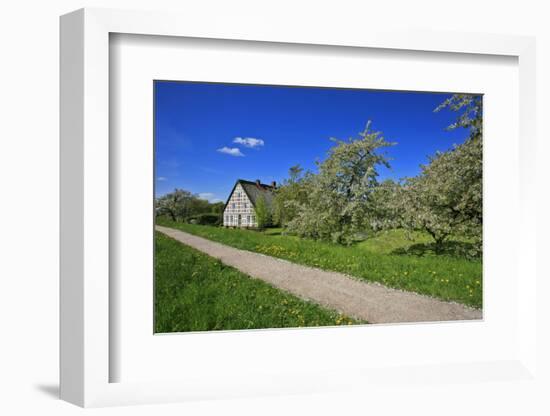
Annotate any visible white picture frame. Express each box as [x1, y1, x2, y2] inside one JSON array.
[[60, 7, 538, 408]]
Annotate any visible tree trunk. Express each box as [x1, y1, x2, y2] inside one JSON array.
[[426, 228, 447, 255], [434, 237, 445, 255]]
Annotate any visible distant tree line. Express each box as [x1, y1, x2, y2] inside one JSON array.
[[155, 189, 224, 225]]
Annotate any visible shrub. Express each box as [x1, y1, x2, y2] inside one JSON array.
[[254, 195, 272, 229], [186, 213, 221, 226]]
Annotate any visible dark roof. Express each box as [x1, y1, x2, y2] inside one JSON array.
[[224, 179, 275, 210]]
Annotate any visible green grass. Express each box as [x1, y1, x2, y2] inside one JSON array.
[[155, 231, 361, 333], [156, 218, 483, 308]]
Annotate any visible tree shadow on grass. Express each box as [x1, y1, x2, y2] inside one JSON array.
[[391, 240, 480, 259], [263, 229, 283, 236]]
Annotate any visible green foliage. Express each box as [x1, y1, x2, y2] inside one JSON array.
[[209, 201, 225, 215], [154, 231, 360, 332], [254, 194, 272, 229], [155, 188, 223, 223], [286, 121, 395, 245], [156, 220, 482, 308], [272, 165, 313, 227]]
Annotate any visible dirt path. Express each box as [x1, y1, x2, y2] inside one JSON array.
[[156, 226, 482, 324]]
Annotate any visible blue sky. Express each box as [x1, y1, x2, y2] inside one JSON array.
[[155, 81, 470, 203]]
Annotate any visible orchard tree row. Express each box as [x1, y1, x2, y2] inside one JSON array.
[[272, 94, 482, 255]]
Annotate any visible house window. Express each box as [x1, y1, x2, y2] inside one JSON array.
[[231, 203, 235, 209], [247, 215, 250, 223], [251, 215, 256, 223]]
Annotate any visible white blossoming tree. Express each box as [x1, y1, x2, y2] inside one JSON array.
[[398, 94, 483, 255], [287, 121, 395, 244], [155, 189, 194, 222]]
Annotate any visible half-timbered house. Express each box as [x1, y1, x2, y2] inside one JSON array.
[[223, 179, 275, 228]]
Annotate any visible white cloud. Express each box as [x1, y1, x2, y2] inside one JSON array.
[[233, 137, 264, 148], [217, 146, 244, 157], [157, 176, 167, 181], [198, 193, 223, 203]]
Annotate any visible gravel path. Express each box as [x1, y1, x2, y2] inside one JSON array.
[[156, 226, 482, 324]]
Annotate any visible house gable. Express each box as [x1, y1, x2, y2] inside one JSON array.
[[222, 179, 275, 227]]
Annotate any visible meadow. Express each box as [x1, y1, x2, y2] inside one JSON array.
[[156, 218, 482, 308], [155, 231, 361, 333]]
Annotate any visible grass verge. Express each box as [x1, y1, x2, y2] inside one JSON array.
[[155, 231, 362, 333], [156, 219, 482, 308]]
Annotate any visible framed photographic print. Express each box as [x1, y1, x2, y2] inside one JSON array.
[[153, 80, 483, 332], [60, 7, 538, 408]]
